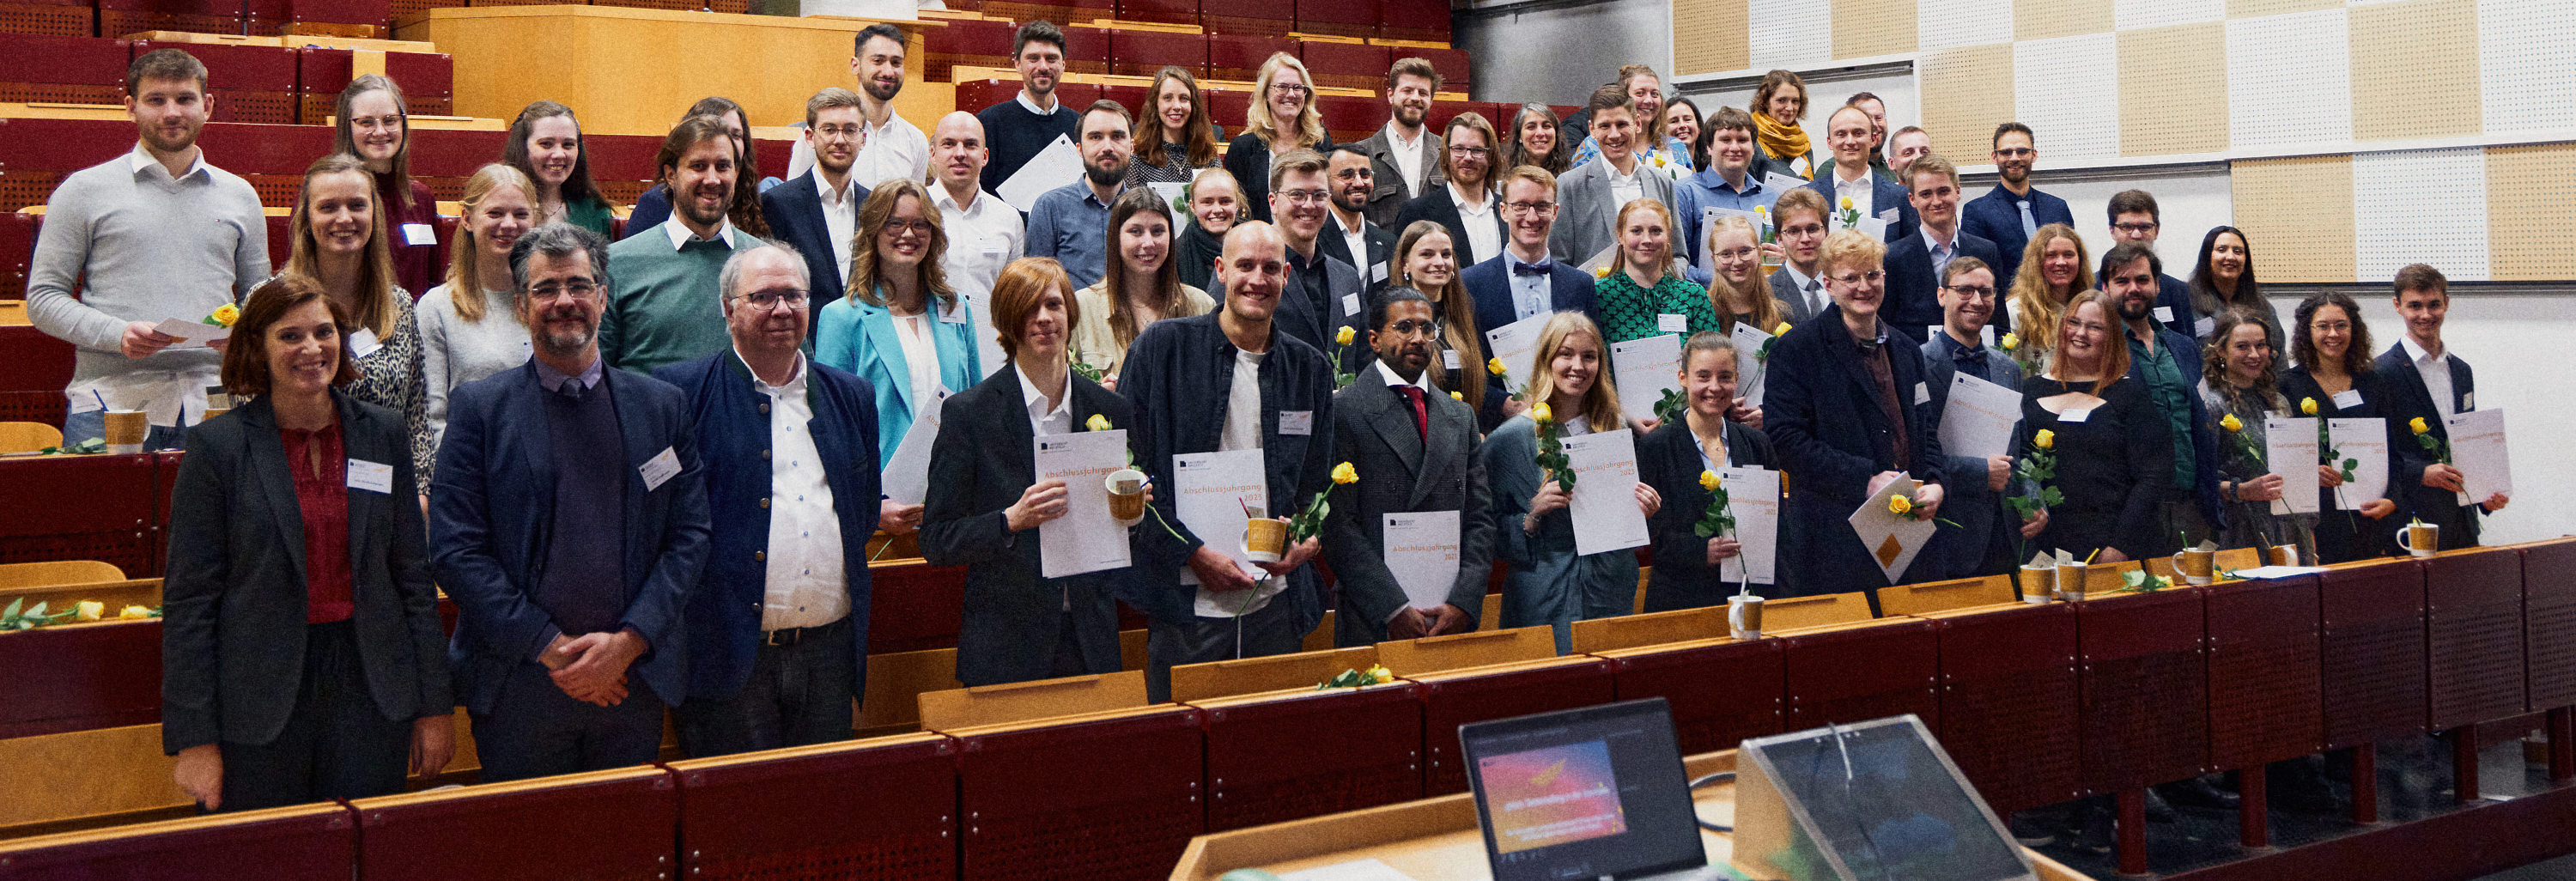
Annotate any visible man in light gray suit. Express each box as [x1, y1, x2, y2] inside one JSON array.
[[1764, 185, 1833, 325], [1548, 84, 1675, 266], [1351, 57, 1447, 228]]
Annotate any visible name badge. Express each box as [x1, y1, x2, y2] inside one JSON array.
[[1340, 292, 1361, 318], [980, 237, 1005, 256], [2462, 392, 2473, 411], [939, 299, 969, 325], [1876, 208, 1899, 222], [639, 446, 681, 491], [2153, 306, 2174, 323], [1657, 313, 1687, 333], [401, 223, 437, 246], [2058, 406, 2093, 423], [1279, 410, 1315, 436], [346, 459, 393, 494], [1369, 262, 1388, 284], [1912, 381, 1929, 405], [1443, 349, 1461, 371], [347, 327, 382, 359], [2194, 315, 2215, 337], [2331, 389, 2364, 410]]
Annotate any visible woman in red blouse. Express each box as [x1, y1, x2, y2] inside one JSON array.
[[162, 275, 453, 811]]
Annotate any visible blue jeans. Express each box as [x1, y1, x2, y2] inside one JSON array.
[[672, 614, 859, 757], [60, 410, 189, 452]]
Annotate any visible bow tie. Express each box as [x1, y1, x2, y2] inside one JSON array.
[[1953, 345, 1989, 367], [1510, 260, 1553, 276]]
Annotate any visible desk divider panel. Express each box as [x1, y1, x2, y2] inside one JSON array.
[[2319, 559, 2430, 750], [1407, 656, 1617, 795], [350, 766, 677, 881], [1778, 618, 1941, 732], [1188, 682, 1426, 832], [0, 453, 156, 574], [2204, 574, 2325, 770], [1569, 605, 1722, 654], [1923, 602, 2081, 816], [2075, 587, 2210, 794], [0, 616, 161, 738], [1876, 574, 2014, 617], [1595, 636, 1783, 756], [2426, 547, 2529, 730], [2518, 538, 2576, 710], [1375, 625, 1553, 675], [0, 801, 352, 880], [666, 732, 958, 881], [1171, 645, 1377, 703], [943, 705, 1206, 881]]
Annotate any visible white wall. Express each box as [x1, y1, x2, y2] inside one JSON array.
[[1690, 66, 1920, 155], [1454, 0, 1673, 106]]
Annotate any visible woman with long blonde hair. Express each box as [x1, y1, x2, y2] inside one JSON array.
[[1391, 221, 1487, 411], [416, 163, 535, 454], [1701, 214, 1789, 336], [2004, 222, 2093, 360], [283, 153, 429, 498], [816, 179, 981, 490], [1224, 52, 1328, 223]]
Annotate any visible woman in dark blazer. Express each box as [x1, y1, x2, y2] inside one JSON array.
[[2278, 291, 2399, 562], [2014, 290, 2172, 562], [1223, 52, 1330, 224], [163, 275, 451, 812], [1640, 332, 1778, 612], [920, 258, 1145, 688]]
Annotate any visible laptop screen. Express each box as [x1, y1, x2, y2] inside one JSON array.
[[1461, 698, 1705, 881]]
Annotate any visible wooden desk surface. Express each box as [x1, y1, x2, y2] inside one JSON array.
[[1172, 750, 2095, 881]]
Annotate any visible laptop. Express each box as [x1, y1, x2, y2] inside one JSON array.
[[1459, 697, 1725, 881]]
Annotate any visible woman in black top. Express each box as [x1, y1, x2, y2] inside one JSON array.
[[1222, 52, 1330, 224], [2015, 290, 2172, 562], [2278, 291, 2400, 562], [1175, 167, 1241, 292], [1639, 332, 1778, 611]]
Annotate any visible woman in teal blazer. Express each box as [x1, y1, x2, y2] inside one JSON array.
[[813, 180, 986, 469]]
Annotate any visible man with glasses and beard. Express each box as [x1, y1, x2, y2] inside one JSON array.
[[2102, 241, 2221, 555], [1025, 100, 1134, 289], [433, 223, 712, 781], [1959, 122, 2072, 285]]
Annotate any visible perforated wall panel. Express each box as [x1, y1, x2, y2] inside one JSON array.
[[1832, 0, 1918, 59], [2231, 155, 2355, 283], [2349, 0, 2481, 141], [2116, 0, 2221, 30], [2011, 33, 2119, 161], [2117, 23, 2228, 156], [2476, 0, 2576, 137], [2226, 9, 2351, 149], [2014, 0, 2108, 40], [2228, 0, 2338, 16], [1672, 0, 1750, 76], [2484, 144, 2576, 281], [1749, 0, 1832, 70], [2353, 148, 2488, 281], [1918, 44, 2014, 166], [1917, 0, 2012, 50]]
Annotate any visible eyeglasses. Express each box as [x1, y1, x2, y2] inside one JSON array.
[[527, 281, 599, 301], [1383, 319, 1435, 335], [1777, 223, 1826, 238], [1267, 83, 1310, 96], [348, 114, 403, 132], [735, 289, 809, 309], [2112, 222, 2159, 234], [1942, 284, 1996, 299], [1994, 148, 2034, 158], [1447, 146, 1492, 158], [1831, 270, 1885, 285], [881, 218, 938, 237], [814, 125, 864, 141], [1503, 201, 1558, 216], [1275, 190, 1330, 205], [1711, 246, 1758, 261]]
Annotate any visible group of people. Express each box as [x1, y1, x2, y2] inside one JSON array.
[[22, 35, 2512, 817]]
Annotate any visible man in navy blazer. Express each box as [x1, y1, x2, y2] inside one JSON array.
[[1882, 155, 2005, 344], [1764, 229, 1949, 600], [1918, 256, 2026, 580], [2373, 264, 2507, 548], [1799, 104, 1917, 246], [431, 224, 713, 782], [759, 88, 872, 327], [2105, 190, 2201, 337], [1958, 123, 2073, 285], [654, 242, 881, 756], [1461, 165, 1601, 428]]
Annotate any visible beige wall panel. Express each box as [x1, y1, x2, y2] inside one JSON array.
[[1674, 0, 1752, 76], [2227, 0, 2337, 18], [2231, 155, 2354, 283], [2014, 0, 2108, 41], [2485, 144, 2576, 280], [1832, 0, 1917, 59], [1919, 44, 2014, 164], [2348, 0, 2480, 141], [2117, 22, 2227, 156]]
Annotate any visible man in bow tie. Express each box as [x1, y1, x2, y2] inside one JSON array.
[[1460, 165, 1601, 428], [1918, 256, 2034, 580]]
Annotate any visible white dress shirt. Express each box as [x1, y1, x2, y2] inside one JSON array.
[[2400, 335, 2458, 418], [1832, 168, 1874, 230], [1452, 182, 1503, 264], [1378, 357, 1433, 394], [741, 349, 850, 631], [1017, 361, 1074, 437], [661, 216, 740, 250], [1334, 210, 1371, 277], [935, 183, 1025, 376], [1383, 120, 1428, 196], [850, 110, 930, 191], [892, 311, 944, 420], [1222, 348, 1266, 456], [1606, 162, 1643, 230], [817, 171, 860, 285]]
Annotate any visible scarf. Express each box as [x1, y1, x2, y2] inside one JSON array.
[[1751, 112, 1812, 179]]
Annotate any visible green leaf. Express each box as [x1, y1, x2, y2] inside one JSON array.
[[3, 598, 21, 620]]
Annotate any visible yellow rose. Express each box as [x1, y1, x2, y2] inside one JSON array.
[[118, 605, 151, 619], [2034, 428, 2055, 450], [2410, 416, 2431, 434], [1529, 402, 1553, 424], [1839, 196, 1854, 210], [75, 600, 103, 622], [1486, 356, 1507, 376], [2300, 397, 2318, 416], [1085, 414, 1111, 432], [1449, 391, 1463, 401], [1330, 461, 1358, 484], [1334, 325, 1356, 346], [1754, 204, 1766, 216], [1592, 264, 1612, 279], [1888, 494, 1912, 516], [2000, 332, 2020, 351], [2220, 413, 2244, 433], [1698, 471, 1721, 491], [209, 304, 240, 327], [1773, 322, 1792, 336], [1369, 664, 1394, 684]]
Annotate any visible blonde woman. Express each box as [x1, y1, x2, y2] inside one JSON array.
[[1594, 199, 1718, 343], [281, 154, 429, 496], [2003, 222, 2092, 361], [1224, 52, 1328, 224], [1702, 214, 1789, 336], [815, 179, 982, 486], [416, 163, 535, 453], [1483, 311, 1662, 653]]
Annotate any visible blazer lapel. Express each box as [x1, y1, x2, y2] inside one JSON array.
[[1002, 368, 1040, 487], [512, 362, 559, 536], [1360, 378, 1426, 477], [1413, 393, 1467, 508], [2381, 344, 2437, 417], [240, 399, 311, 591], [605, 368, 655, 585], [2448, 357, 2471, 412], [860, 302, 915, 414]]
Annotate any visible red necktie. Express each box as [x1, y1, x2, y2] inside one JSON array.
[[1397, 385, 1428, 440]]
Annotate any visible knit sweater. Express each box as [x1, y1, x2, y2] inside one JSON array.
[[600, 219, 759, 374], [417, 283, 534, 451], [975, 97, 1082, 198]]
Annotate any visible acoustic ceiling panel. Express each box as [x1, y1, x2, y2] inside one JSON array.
[[2015, 0, 2111, 40], [2117, 23, 2229, 156], [2012, 33, 2121, 161], [1918, 43, 2015, 163], [1917, 0, 2013, 50], [1833, 0, 1920, 60], [2226, 8, 2351, 149], [2229, 155, 2355, 283], [2352, 148, 2488, 282], [2228, 0, 2339, 16], [2349, 0, 2481, 142], [2476, 0, 2576, 137], [2117, 0, 2223, 30]]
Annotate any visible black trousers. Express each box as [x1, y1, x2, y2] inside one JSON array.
[[470, 658, 665, 783], [1144, 597, 1303, 703], [674, 616, 859, 758], [218, 620, 411, 811]]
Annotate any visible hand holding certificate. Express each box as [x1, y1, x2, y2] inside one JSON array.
[[1935, 371, 2020, 460], [1717, 466, 1780, 586], [1561, 430, 1651, 556], [1383, 511, 1463, 612], [1610, 334, 1681, 424], [1034, 430, 1131, 578], [2264, 415, 2320, 515], [1849, 472, 1937, 582], [1484, 313, 1550, 398]]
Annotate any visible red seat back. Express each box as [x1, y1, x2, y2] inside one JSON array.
[[143, 41, 299, 125], [669, 733, 960, 881], [1291, 0, 1374, 39], [351, 767, 677, 881], [0, 453, 158, 574], [1931, 603, 2079, 816], [1109, 27, 1206, 79]]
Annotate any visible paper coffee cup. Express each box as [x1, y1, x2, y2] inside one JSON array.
[[1104, 469, 1146, 526], [102, 410, 146, 454], [1728, 594, 1765, 639], [2020, 566, 2054, 604], [1242, 518, 1287, 562], [2056, 562, 2088, 601]]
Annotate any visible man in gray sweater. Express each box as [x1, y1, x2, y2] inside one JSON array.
[[27, 48, 268, 450]]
